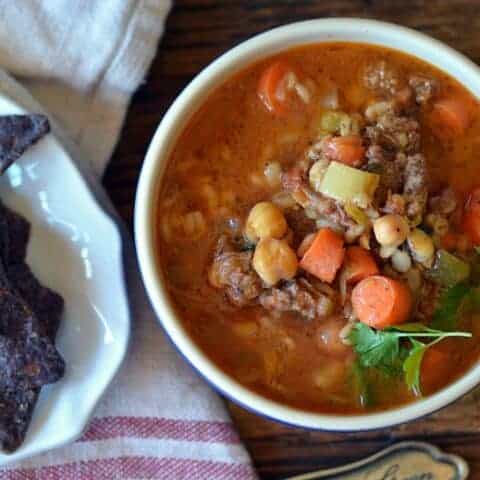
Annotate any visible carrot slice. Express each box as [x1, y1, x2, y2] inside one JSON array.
[[352, 275, 413, 329], [257, 61, 304, 116], [299, 228, 345, 283], [322, 135, 365, 167], [420, 347, 450, 393], [463, 188, 480, 244], [431, 98, 470, 137], [344, 246, 379, 284]]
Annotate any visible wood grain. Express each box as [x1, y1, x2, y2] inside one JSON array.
[[103, 1, 480, 478]]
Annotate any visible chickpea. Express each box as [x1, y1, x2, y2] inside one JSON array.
[[245, 201, 287, 243], [252, 238, 298, 286], [379, 245, 398, 259], [373, 214, 409, 247], [407, 228, 435, 267], [391, 249, 412, 273]]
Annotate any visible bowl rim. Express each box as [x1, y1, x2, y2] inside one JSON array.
[[134, 17, 480, 430]]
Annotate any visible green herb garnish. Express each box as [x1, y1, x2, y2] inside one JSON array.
[[402, 339, 428, 395], [349, 322, 472, 396], [348, 323, 402, 375], [431, 283, 472, 331], [350, 361, 371, 408], [427, 250, 470, 287]]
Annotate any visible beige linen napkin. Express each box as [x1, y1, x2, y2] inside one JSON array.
[[0, 1, 257, 478]]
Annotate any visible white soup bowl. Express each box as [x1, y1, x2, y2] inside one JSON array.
[[135, 18, 480, 430]]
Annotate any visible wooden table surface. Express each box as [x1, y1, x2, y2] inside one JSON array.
[[103, 1, 480, 478]]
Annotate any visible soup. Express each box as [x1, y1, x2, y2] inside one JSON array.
[[156, 43, 480, 413]]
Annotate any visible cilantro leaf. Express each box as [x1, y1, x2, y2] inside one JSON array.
[[349, 321, 472, 393], [350, 361, 371, 408], [348, 323, 400, 373], [431, 283, 472, 331], [402, 339, 427, 396], [387, 323, 471, 338], [387, 323, 442, 334]]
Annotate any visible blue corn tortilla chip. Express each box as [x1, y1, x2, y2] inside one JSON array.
[[0, 202, 63, 335], [0, 196, 65, 452], [0, 289, 64, 388], [0, 335, 64, 390], [0, 206, 30, 269], [7, 263, 64, 339], [0, 114, 50, 174], [0, 387, 38, 452], [0, 282, 65, 452], [0, 283, 63, 452], [1, 204, 30, 265]]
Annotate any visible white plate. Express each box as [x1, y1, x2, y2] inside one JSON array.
[[0, 94, 130, 464]]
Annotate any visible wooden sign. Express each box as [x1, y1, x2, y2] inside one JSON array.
[[287, 442, 468, 480]]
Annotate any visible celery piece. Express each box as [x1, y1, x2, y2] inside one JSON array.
[[319, 111, 345, 133], [319, 161, 380, 208], [339, 114, 362, 136], [317, 111, 361, 136], [345, 201, 369, 226], [428, 249, 471, 287]]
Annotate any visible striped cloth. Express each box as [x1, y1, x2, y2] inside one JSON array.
[[0, 1, 258, 478]]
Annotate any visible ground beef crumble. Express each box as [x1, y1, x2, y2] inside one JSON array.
[[409, 75, 439, 104], [365, 113, 420, 154], [429, 187, 457, 216], [281, 169, 354, 230], [259, 278, 334, 320], [209, 236, 262, 306], [363, 61, 404, 96], [403, 153, 429, 218]]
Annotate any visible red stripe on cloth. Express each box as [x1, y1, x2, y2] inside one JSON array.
[[0, 457, 257, 480], [78, 417, 241, 444]]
